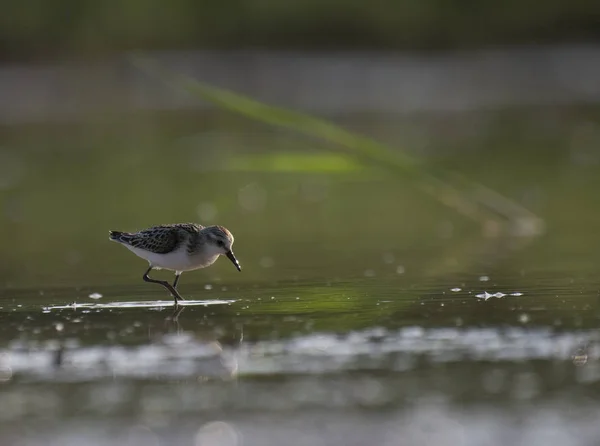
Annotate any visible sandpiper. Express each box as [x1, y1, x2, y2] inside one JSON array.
[[109, 223, 241, 303]]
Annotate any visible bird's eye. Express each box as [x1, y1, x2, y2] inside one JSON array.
[[217, 240, 224, 247]]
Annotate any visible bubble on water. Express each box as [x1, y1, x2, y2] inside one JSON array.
[[451, 287, 462, 292], [511, 292, 524, 296], [518, 313, 530, 324], [54, 323, 64, 332], [197, 202, 218, 221], [238, 182, 267, 212], [204, 284, 213, 290], [396, 265, 405, 275], [259, 256, 275, 268], [88, 293, 103, 299], [479, 276, 490, 282]]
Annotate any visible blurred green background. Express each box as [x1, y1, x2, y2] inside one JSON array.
[[0, 0, 597, 294], [2, 106, 600, 293], [0, 0, 599, 293], [1, 0, 600, 60]]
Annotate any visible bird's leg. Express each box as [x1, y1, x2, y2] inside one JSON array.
[[143, 266, 185, 304], [173, 272, 182, 289]]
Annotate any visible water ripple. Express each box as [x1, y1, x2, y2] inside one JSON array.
[[2, 327, 598, 382]]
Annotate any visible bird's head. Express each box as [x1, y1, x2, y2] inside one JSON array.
[[204, 225, 241, 271]]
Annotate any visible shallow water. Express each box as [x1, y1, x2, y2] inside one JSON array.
[[2, 106, 600, 445], [3, 271, 600, 445]]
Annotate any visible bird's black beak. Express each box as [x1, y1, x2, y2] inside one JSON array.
[[226, 250, 242, 271]]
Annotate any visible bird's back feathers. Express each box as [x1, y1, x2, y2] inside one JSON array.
[[109, 223, 203, 254]]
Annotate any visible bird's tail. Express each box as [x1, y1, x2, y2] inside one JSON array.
[[109, 230, 130, 243]]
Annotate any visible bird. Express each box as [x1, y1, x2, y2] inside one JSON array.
[[109, 223, 241, 304]]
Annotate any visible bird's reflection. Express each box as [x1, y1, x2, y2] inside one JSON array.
[[163, 305, 186, 333]]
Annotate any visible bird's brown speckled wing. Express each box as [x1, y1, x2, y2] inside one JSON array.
[[124, 223, 203, 254]]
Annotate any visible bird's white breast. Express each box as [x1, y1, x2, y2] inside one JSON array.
[[124, 244, 219, 272]]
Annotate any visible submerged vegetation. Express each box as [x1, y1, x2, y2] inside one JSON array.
[[131, 56, 546, 284], [134, 56, 544, 234]]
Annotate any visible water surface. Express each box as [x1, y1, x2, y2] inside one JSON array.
[[1, 106, 600, 445]]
